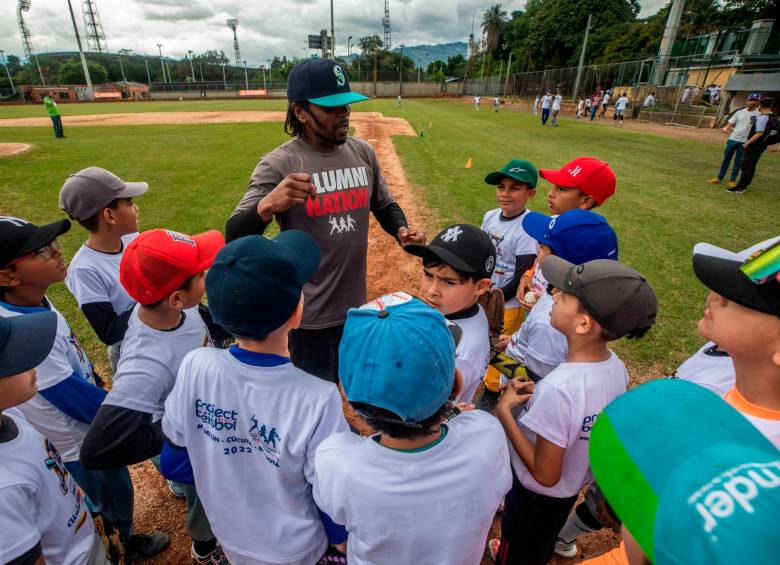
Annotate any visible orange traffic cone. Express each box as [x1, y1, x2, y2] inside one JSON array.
[[465, 157, 473, 169]]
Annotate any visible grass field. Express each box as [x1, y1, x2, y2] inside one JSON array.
[[1, 98, 778, 377]]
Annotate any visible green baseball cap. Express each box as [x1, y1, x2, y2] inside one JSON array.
[[590, 379, 780, 565], [484, 159, 538, 188]]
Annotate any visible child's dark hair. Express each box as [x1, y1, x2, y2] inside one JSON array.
[[284, 101, 309, 138], [422, 258, 480, 283], [353, 403, 447, 440], [78, 198, 122, 232], [575, 297, 651, 341], [144, 274, 197, 309]]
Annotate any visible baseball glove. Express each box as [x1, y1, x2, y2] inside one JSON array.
[[478, 288, 505, 357]]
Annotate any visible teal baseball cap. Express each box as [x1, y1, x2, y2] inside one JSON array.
[[339, 292, 456, 423], [590, 379, 780, 565], [484, 159, 539, 188], [287, 58, 369, 107]]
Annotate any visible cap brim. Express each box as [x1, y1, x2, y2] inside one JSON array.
[[590, 379, 776, 561], [404, 244, 477, 274], [0, 311, 58, 378], [308, 91, 370, 107], [274, 230, 322, 284], [693, 246, 779, 315], [540, 255, 575, 290], [520, 211, 551, 244], [117, 181, 149, 199], [539, 168, 578, 188], [193, 230, 226, 272], [16, 220, 71, 259]]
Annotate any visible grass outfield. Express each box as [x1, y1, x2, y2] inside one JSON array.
[[1, 98, 778, 377]]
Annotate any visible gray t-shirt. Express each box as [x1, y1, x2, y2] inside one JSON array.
[[233, 137, 396, 329]]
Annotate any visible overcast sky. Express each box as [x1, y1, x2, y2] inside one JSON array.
[[1, 0, 669, 66]]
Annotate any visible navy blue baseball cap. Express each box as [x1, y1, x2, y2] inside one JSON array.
[[339, 292, 456, 423], [287, 59, 369, 107], [205, 232, 321, 339], [522, 209, 618, 265], [0, 311, 57, 378], [747, 92, 762, 101]]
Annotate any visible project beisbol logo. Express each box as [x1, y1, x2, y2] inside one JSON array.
[[195, 399, 238, 431]]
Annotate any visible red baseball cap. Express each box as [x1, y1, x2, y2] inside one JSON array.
[[539, 157, 616, 205], [121, 229, 225, 305]]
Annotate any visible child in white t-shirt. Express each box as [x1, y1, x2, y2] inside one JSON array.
[[405, 224, 496, 405], [59, 167, 149, 372], [80, 228, 225, 563], [314, 292, 512, 565], [613, 93, 629, 122], [478, 160, 539, 409], [161, 232, 349, 565], [0, 311, 110, 565], [491, 257, 657, 565]]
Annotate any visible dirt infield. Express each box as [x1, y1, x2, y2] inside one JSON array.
[[0, 142, 32, 156]]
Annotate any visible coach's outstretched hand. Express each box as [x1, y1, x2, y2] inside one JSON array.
[[257, 173, 317, 222], [398, 226, 426, 245]]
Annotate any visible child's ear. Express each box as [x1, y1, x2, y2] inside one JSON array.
[[528, 188, 537, 198], [0, 267, 19, 288], [475, 278, 492, 296], [168, 289, 185, 310], [450, 368, 464, 400], [575, 311, 597, 336], [579, 195, 596, 210], [287, 293, 305, 331], [102, 207, 116, 226]]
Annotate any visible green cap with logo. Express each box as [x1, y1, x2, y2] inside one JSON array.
[[590, 379, 780, 565], [484, 159, 538, 188]]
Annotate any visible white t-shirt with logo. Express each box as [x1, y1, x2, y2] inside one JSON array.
[[451, 305, 491, 404], [511, 351, 628, 497], [552, 95, 562, 111], [0, 412, 95, 565], [163, 348, 349, 565], [104, 306, 211, 422], [65, 233, 137, 315], [541, 95, 552, 109], [728, 108, 761, 143], [505, 292, 567, 379], [482, 209, 537, 309], [313, 410, 512, 565], [672, 342, 734, 398], [615, 96, 629, 110], [0, 299, 95, 463]]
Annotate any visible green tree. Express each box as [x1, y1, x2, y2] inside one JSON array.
[[427, 59, 447, 74], [358, 35, 384, 57], [58, 60, 109, 84], [482, 4, 509, 54]]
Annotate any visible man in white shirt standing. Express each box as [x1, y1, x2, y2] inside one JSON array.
[[707, 92, 761, 189], [642, 91, 655, 107], [550, 91, 563, 126], [613, 92, 629, 123], [540, 91, 552, 125]]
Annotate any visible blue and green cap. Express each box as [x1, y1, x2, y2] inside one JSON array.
[[590, 379, 780, 565], [287, 58, 369, 107], [484, 159, 539, 188]]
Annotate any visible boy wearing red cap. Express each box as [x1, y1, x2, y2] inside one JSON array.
[[80, 228, 226, 564]]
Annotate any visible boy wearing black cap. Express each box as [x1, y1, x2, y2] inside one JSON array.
[[0, 216, 168, 560], [161, 232, 349, 565], [0, 312, 112, 564], [59, 167, 148, 371], [405, 224, 496, 405], [491, 257, 657, 565], [313, 292, 511, 564]]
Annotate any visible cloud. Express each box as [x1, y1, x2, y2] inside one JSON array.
[[145, 4, 215, 21]]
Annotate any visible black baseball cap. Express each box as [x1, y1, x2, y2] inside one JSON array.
[[206, 231, 321, 339], [286, 58, 369, 107], [404, 224, 496, 279], [0, 216, 71, 267], [0, 311, 57, 378], [692, 237, 780, 316], [542, 256, 658, 338]]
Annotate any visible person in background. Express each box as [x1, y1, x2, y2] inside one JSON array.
[[43, 92, 65, 139]]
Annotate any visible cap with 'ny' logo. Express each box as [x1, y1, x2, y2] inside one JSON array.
[[404, 224, 496, 279]]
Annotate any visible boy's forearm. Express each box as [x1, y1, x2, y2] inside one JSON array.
[[497, 406, 537, 473]]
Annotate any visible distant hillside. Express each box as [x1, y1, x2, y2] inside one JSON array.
[[392, 42, 467, 68]]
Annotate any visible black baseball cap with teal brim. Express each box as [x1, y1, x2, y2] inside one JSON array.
[[484, 159, 539, 188], [287, 59, 369, 107]]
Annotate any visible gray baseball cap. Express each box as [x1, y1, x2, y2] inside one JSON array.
[[542, 256, 658, 338], [59, 167, 148, 222]]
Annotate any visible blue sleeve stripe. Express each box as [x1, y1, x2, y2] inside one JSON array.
[[38, 374, 107, 424]]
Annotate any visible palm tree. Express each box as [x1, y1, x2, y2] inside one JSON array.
[[481, 4, 507, 54]]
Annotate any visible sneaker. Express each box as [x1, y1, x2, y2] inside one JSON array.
[[126, 532, 170, 561], [192, 543, 229, 564], [487, 538, 501, 562], [168, 479, 186, 498], [554, 538, 578, 558], [475, 388, 501, 412], [706, 177, 721, 185], [725, 186, 746, 194], [726, 180, 737, 189]]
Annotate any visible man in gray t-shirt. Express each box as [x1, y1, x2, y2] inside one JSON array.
[[729, 96, 775, 194], [226, 59, 424, 383]]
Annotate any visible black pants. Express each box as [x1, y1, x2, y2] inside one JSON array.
[[497, 475, 577, 565], [289, 324, 344, 384], [50, 115, 64, 137], [736, 143, 766, 190]]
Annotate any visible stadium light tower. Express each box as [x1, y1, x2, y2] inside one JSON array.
[[17, 0, 46, 86], [66, 0, 93, 96], [227, 19, 241, 67], [82, 0, 108, 53], [382, 0, 391, 50], [0, 50, 16, 94]]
